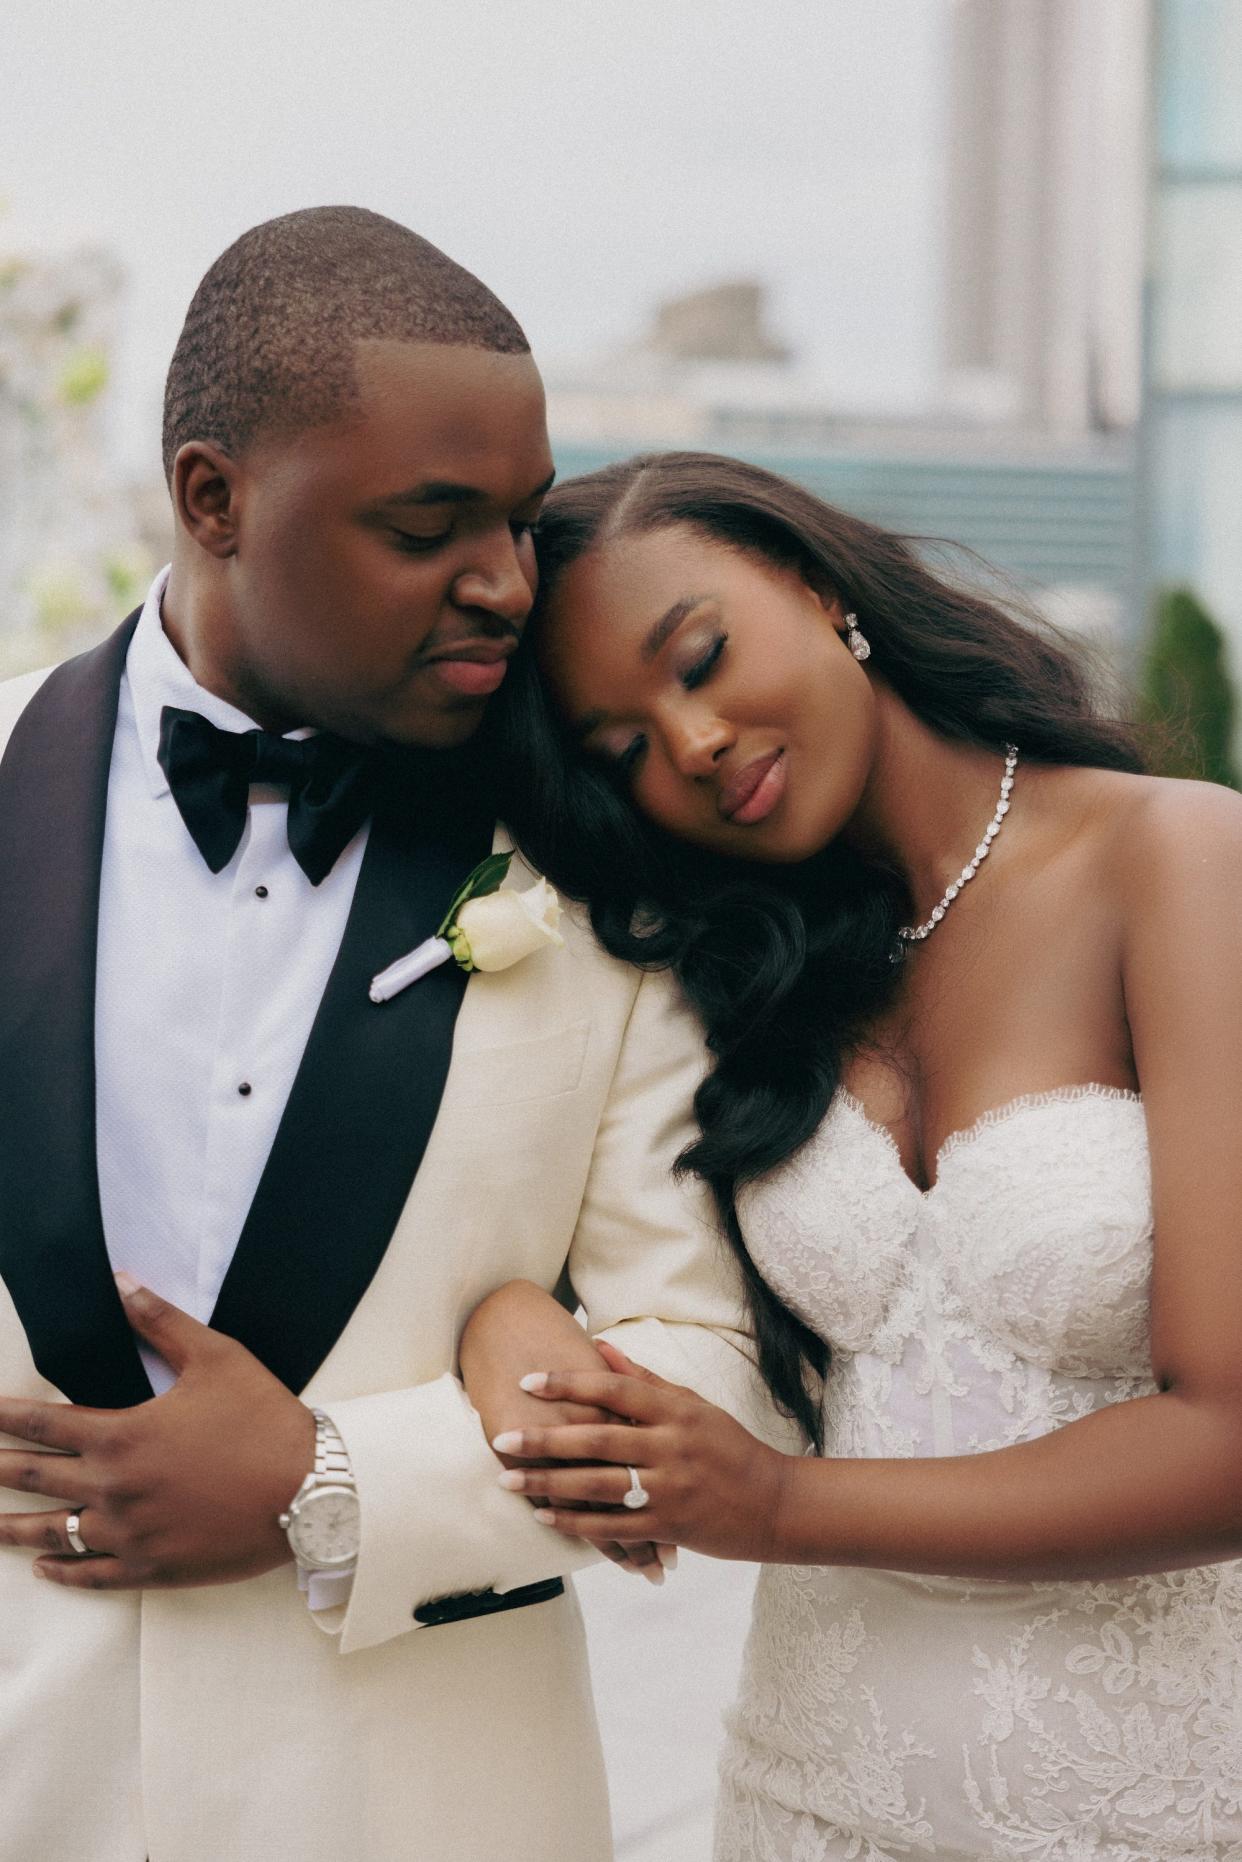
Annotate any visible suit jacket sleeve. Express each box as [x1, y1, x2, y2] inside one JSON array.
[[318, 966, 798, 1656], [570, 965, 801, 1450]]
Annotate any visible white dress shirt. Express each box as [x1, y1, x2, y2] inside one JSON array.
[[95, 567, 366, 1598]]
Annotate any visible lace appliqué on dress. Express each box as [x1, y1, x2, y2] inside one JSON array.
[[717, 1090, 1242, 1862]]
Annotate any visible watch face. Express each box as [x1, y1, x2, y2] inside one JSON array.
[[289, 1485, 361, 1568]]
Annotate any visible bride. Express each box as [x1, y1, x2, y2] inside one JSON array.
[[461, 451, 1242, 1860]]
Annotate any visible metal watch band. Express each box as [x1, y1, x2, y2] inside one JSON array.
[[311, 1408, 353, 1484]]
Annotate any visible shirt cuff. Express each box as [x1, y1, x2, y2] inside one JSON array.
[[298, 1564, 357, 1611]]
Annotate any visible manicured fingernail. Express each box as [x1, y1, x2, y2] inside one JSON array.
[[32, 1564, 48, 1580], [641, 1563, 665, 1586], [533, 1509, 558, 1525], [656, 1545, 679, 1571], [496, 1470, 525, 1492], [491, 1432, 524, 1454], [518, 1373, 548, 1393], [114, 1271, 141, 1298]]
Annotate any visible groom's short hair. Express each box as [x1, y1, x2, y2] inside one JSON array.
[[161, 205, 529, 481]]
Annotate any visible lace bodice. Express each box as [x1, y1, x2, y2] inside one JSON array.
[[738, 1086, 1155, 1464], [716, 1088, 1242, 1861]]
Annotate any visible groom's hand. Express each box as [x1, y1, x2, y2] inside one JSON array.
[[0, 1277, 315, 1589]]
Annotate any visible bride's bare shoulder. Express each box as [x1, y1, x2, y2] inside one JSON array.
[[1086, 768, 1242, 905]]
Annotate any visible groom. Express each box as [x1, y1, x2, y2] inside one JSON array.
[[0, 209, 777, 1862]]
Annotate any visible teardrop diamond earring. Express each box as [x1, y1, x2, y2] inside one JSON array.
[[845, 612, 871, 662]]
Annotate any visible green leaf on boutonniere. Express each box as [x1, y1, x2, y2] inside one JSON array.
[[436, 850, 514, 940]]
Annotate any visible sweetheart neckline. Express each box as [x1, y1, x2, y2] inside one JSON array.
[[836, 1082, 1144, 1196]]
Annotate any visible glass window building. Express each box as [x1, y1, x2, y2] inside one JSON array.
[[1142, 0, 1242, 672]]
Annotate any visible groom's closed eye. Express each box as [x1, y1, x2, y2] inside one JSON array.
[[391, 527, 454, 554]]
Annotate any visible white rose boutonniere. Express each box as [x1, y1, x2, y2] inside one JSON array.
[[369, 852, 563, 1003], [448, 874, 563, 971]]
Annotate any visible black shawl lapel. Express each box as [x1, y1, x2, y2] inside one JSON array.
[[209, 766, 494, 1394], [0, 614, 153, 1407], [0, 633, 492, 1404]]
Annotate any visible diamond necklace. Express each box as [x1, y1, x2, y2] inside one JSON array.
[[897, 745, 1019, 945]]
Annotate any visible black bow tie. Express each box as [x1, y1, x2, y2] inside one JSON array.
[[157, 706, 380, 886]]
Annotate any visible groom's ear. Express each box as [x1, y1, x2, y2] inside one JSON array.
[[171, 440, 241, 560]]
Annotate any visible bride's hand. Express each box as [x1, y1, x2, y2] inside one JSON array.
[[459, 1283, 669, 1581], [491, 1341, 794, 1563]]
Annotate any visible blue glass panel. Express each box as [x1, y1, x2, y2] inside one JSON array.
[[1158, 0, 1242, 169]]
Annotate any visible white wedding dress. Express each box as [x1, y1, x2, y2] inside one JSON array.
[[715, 1087, 1242, 1862]]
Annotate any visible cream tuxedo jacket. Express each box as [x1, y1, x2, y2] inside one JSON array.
[[0, 624, 790, 1862]]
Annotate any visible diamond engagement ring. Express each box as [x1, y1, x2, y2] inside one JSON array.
[[622, 1467, 650, 1510], [65, 1512, 91, 1556]]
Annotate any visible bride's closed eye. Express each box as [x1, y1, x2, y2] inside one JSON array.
[[680, 632, 727, 691], [612, 733, 648, 780], [590, 634, 728, 780]]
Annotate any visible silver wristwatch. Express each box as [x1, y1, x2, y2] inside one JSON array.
[[279, 1408, 361, 1571]]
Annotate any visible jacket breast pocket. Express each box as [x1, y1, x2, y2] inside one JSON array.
[[445, 1019, 592, 1110]]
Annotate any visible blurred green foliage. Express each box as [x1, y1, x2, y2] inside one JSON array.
[[27, 564, 90, 634], [103, 546, 152, 610], [1140, 586, 1239, 788], [57, 344, 109, 406]]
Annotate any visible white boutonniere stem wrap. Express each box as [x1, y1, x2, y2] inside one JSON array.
[[369, 851, 563, 1003]]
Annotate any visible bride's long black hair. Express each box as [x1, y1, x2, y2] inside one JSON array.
[[493, 452, 1144, 1447]]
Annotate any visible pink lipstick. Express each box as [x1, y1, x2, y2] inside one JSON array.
[[719, 750, 786, 825]]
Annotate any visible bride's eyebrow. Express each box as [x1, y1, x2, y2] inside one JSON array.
[[641, 594, 710, 662], [570, 594, 715, 740]]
